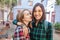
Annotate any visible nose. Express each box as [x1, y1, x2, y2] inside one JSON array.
[[35, 12, 39, 15], [30, 15, 32, 18], [30, 14, 32, 16]]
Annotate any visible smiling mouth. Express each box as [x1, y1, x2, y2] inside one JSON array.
[[35, 15, 39, 17]]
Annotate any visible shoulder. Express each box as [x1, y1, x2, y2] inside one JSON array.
[[47, 21, 52, 29], [44, 21, 52, 28], [48, 22, 52, 27], [45, 21, 52, 26]]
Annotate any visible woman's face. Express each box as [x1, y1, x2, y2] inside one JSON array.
[[23, 10, 32, 22], [34, 6, 43, 21]]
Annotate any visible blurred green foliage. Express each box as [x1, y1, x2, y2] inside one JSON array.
[[54, 22, 60, 30], [0, 0, 17, 9], [56, 0, 60, 5]]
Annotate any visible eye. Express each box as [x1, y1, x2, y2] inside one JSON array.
[[29, 13, 31, 15], [38, 10, 41, 12], [34, 10, 37, 12], [26, 13, 30, 15]]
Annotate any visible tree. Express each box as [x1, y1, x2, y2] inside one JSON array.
[[0, 0, 17, 22], [0, 0, 17, 9], [56, 0, 60, 5], [0, 0, 4, 8]]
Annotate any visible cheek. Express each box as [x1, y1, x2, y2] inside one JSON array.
[[39, 12, 43, 17], [34, 12, 43, 20], [24, 16, 30, 19], [34, 12, 43, 17], [34, 13, 36, 17]]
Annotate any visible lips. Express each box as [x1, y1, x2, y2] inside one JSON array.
[[35, 15, 39, 17]]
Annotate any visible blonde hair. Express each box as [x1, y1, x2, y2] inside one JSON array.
[[16, 9, 31, 22]]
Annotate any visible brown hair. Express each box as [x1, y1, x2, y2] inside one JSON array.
[[16, 9, 31, 22], [32, 3, 46, 22], [16, 9, 31, 37]]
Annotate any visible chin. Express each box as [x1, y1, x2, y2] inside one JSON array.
[[36, 18, 40, 20]]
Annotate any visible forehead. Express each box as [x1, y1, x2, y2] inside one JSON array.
[[35, 6, 42, 10], [23, 10, 30, 14]]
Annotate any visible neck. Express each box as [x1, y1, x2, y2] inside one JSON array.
[[23, 21, 29, 26], [36, 20, 39, 26]]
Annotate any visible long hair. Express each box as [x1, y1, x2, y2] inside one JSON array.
[[32, 3, 46, 22]]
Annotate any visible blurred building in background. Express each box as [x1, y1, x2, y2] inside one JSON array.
[[0, 4, 10, 23], [46, 0, 56, 23], [55, 5, 60, 23]]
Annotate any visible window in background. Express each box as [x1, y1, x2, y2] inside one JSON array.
[[28, 0, 33, 6]]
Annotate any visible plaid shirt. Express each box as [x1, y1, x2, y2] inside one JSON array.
[[13, 20, 53, 40], [30, 21, 53, 40], [14, 26, 30, 40]]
